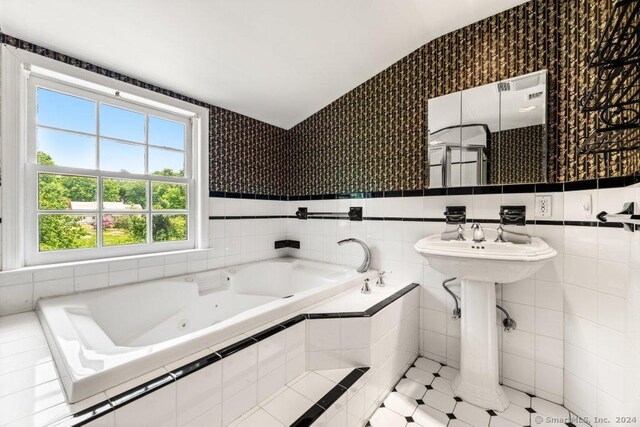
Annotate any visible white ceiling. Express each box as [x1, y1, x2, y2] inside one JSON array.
[[0, 0, 530, 129]]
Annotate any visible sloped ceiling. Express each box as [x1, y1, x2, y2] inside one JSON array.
[[0, 0, 529, 129]]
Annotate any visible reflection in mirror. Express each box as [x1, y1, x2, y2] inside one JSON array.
[[428, 70, 547, 188]]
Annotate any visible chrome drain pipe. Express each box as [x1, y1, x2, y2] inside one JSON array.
[[442, 277, 461, 319], [441, 278, 516, 332]]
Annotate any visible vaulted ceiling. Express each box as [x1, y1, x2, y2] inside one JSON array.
[[1, 0, 529, 128]]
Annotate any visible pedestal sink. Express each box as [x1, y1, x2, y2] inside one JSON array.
[[414, 228, 556, 411]]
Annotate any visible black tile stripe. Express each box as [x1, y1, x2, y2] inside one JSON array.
[[278, 314, 306, 329], [208, 215, 291, 220], [58, 284, 415, 426], [207, 214, 623, 228], [54, 401, 114, 427], [291, 368, 368, 427], [207, 173, 637, 201], [290, 403, 325, 426], [364, 283, 420, 316], [108, 373, 175, 408], [250, 324, 286, 342], [215, 336, 258, 359], [170, 352, 222, 380]]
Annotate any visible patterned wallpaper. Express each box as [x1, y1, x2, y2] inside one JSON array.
[[0, 34, 289, 196], [490, 125, 546, 185], [287, 51, 425, 195], [3, 0, 639, 197], [287, 0, 640, 195]]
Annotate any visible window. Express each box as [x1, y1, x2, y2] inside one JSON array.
[[24, 74, 197, 264]]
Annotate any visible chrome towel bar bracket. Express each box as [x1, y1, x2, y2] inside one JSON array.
[[597, 202, 640, 231]]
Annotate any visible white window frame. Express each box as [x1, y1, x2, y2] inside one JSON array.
[[1, 45, 209, 269]]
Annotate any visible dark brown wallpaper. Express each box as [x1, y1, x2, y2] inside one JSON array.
[[490, 125, 546, 185], [4, 0, 639, 197], [287, 0, 640, 195], [287, 51, 425, 195], [0, 34, 289, 196]]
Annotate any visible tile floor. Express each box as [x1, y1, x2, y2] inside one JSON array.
[[367, 357, 586, 427], [230, 368, 356, 426]]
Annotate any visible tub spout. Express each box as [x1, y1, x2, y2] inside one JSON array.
[[337, 238, 371, 273]]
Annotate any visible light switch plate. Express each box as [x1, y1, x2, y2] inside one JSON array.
[[535, 195, 552, 218]]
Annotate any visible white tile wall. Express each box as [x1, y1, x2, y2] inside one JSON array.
[[0, 197, 289, 316], [1, 184, 639, 422], [285, 186, 640, 419]]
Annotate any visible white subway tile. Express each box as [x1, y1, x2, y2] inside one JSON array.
[[257, 332, 286, 379], [597, 293, 625, 332], [0, 283, 33, 315], [535, 307, 563, 340], [535, 335, 563, 368], [564, 284, 597, 322], [340, 317, 370, 350], [114, 382, 176, 427], [221, 382, 257, 425], [535, 280, 563, 311], [564, 255, 598, 289], [222, 345, 257, 400], [176, 363, 222, 426], [564, 226, 597, 258], [33, 278, 73, 302], [535, 362, 563, 397]]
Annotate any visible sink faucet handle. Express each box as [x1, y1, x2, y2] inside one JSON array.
[[495, 224, 507, 243], [361, 278, 371, 294], [377, 270, 391, 287]]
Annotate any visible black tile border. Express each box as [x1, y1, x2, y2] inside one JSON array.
[[57, 283, 418, 426], [207, 173, 639, 201], [291, 367, 369, 427], [205, 173, 639, 228], [209, 214, 617, 227]]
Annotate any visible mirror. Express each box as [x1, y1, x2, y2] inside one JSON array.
[[428, 70, 547, 188]]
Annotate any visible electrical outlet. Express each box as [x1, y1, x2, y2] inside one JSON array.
[[535, 195, 552, 218]]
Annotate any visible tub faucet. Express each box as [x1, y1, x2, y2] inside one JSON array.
[[337, 238, 371, 273]]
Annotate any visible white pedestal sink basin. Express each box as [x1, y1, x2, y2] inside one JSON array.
[[415, 228, 556, 411]]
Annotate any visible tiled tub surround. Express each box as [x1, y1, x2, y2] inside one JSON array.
[[38, 258, 373, 403], [0, 283, 418, 426]]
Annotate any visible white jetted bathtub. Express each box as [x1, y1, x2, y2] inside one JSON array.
[[37, 257, 374, 402]]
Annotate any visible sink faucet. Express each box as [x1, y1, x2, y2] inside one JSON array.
[[337, 238, 371, 273], [471, 223, 485, 243]]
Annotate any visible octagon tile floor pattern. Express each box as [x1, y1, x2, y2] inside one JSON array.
[[367, 357, 587, 427]]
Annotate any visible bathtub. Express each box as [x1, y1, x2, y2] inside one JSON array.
[[37, 257, 374, 403]]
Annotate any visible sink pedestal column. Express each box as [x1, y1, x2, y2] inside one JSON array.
[[452, 279, 510, 411]]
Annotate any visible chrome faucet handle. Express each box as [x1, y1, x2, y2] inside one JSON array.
[[495, 224, 508, 243], [361, 278, 371, 294], [456, 224, 466, 241], [377, 270, 391, 287]]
